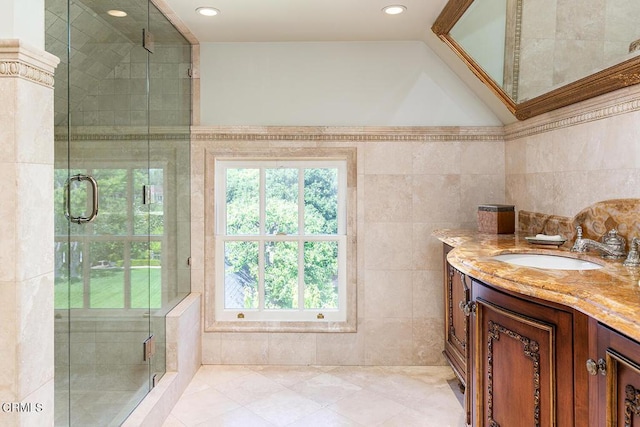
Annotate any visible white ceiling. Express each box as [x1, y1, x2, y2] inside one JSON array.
[[162, 0, 450, 42], [159, 0, 516, 123]]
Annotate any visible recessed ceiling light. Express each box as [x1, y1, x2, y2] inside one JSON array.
[[107, 9, 127, 17], [196, 7, 220, 17], [382, 5, 407, 15]]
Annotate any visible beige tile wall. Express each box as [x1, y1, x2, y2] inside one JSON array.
[[0, 40, 58, 427], [191, 126, 505, 366], [505, 85, 640, 218]]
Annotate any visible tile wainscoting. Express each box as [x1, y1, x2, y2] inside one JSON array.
[[505, 84, 640, 217], [191, 126, 506, 366]]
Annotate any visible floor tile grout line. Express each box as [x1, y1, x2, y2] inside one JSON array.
[[165, 365, 464, 427]]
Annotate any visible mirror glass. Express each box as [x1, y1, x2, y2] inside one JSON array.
[[450, 0, 510, 96], [433, 0, 640, 119]]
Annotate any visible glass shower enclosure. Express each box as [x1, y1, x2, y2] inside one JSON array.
[[46, 0, 191, 424]]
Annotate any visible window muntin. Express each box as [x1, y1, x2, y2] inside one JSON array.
[[215, 160, 346, 322], [54, 166, 165, 310]]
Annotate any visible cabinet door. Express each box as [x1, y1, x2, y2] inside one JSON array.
[[443, 245, 470, 384], [596, 324, 640, 427], [471, 280, 575, 427], [442, 244, 472, 425]]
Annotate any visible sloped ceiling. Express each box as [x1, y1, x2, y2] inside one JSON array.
[[46, 0, 516, 124], [161, 0, 514, 123]]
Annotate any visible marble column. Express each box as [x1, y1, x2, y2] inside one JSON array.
[[0, 40, 59, 427]]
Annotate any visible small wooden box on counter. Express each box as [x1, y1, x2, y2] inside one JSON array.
[[477, 204, 515, 234]]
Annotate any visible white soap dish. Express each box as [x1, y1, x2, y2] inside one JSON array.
[[525, 235, 567, 246]]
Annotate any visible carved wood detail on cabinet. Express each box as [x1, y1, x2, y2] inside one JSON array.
[[437, 242, 639, 427], [443, 244, 470, 384], [487, 320, 541, 427], [625, 385, 640, 427], [596, 324, 640, 427], [471, 280, 575, 427], [442, 244, 471, 424], [448, 265, 467, 352]]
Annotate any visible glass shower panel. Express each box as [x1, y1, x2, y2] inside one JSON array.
[[147, 1, 192, 385], [48, 0, 154, 424], [49, 0, 72, 423], [69, 0, 153, 410], [48, 0, 191, 424]]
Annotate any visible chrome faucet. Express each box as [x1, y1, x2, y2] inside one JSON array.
[[570, 226, 627, 259]]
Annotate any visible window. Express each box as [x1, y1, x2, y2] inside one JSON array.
[[214, 159, 347, 322], [54, 165, 165, 310]]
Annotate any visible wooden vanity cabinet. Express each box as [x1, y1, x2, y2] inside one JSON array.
[[435, 242, 640, 426], [593, 323, 640, 426], [470, 279, 578, 427], [443, 244, 470, 384], [442, 244, 471, 423]]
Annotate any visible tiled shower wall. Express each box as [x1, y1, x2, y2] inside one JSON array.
[[190, 126, 505, 366], [46, 0, 191, 127], [505, 84, 640, 218]]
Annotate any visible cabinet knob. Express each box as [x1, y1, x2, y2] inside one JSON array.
[[586, 358, 606, 376], [459, 301, 476, 317]]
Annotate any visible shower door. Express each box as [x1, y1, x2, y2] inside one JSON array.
[[48, 0, 191, 424]]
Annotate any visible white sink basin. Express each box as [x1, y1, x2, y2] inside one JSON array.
[[492, 253, 603, 270]]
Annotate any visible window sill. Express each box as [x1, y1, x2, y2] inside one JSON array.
[[204, 318, 356, 333]]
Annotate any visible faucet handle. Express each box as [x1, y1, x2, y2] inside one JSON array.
[[571, 225, 586, 252], [623, 237, 640, 267]]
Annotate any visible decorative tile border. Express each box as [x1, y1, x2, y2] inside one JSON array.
[[505, 85, 640, 140], [54, 126, 190, 142], [56, 126, 506, 143], [0, 60, 55, 87], [192, 126, 505, 142], [55, 133, 190, 142], [0, 40, 59, 88]]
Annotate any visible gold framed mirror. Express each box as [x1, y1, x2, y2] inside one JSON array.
[[432, 0, 640, 120]]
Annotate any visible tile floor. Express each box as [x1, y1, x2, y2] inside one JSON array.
[[163, 365, 465, 426]]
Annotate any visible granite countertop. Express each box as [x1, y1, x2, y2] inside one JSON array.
[[433, 229, 640, 343]]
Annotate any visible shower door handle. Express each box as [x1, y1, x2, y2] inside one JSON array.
[[64, 174, 99, 224]]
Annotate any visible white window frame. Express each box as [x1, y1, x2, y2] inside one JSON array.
[[214, 159, 347, 322]]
